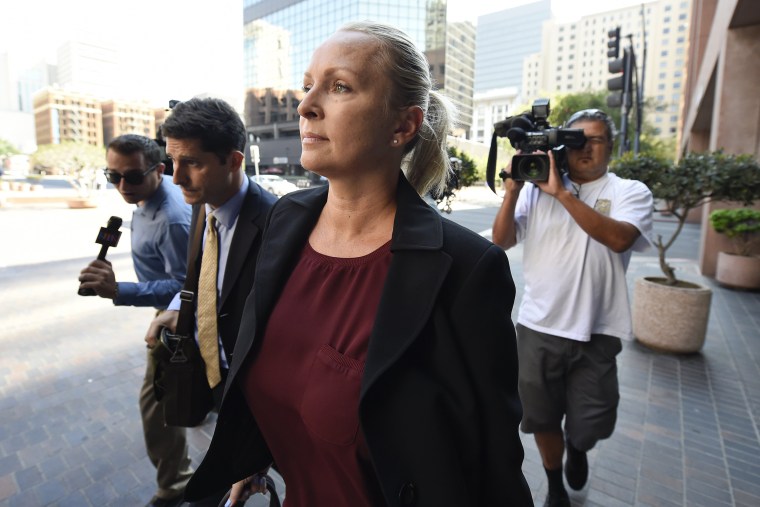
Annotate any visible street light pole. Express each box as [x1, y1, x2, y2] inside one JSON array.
[[634, 4, 648, 155]]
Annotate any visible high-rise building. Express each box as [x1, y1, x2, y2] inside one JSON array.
[[469, 0, 551, 142], [33, 87, 103, 147], [244, 87, 303, 128], [56, 40, 119, 99], [445, 20, 477, 135], [243, 0, 446, 90], [522, 0, 692, 138], [473, 0, 552, 93], [244, 20, 293, 91], [101, 100, 156, 146], [0, 53, 48, 153], [470, 87, 520, 143], [241, 0, 473, 171], [18, 62, 57, 114]]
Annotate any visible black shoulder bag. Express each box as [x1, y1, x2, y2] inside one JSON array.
[[153, 211, 214, 427]]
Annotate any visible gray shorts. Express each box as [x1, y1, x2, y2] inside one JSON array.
[[516, 324, 622, 452]]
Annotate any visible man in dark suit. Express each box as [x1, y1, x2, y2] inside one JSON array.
[[147, 96, 276, 395], [145, 98, 276, 505]]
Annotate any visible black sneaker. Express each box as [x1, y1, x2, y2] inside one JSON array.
[[543, 488, 571, 507], [145, 495, 184, 507], [564, 439, 588, 490]]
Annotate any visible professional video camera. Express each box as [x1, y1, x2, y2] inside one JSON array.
[[486, 98, 587, 192]]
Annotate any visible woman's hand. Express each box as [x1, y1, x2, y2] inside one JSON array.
[[226, 473, 269, 506]]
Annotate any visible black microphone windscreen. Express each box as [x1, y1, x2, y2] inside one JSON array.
[[106, 216, 123, 230]]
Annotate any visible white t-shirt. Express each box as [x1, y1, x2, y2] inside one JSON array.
[[514, 171, 653, 342]]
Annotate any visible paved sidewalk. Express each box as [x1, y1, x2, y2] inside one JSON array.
[[1, 186, 759, 506]]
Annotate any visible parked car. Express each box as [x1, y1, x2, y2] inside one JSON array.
[[296, 171, 329, 188], [252, 174, 299, 197]]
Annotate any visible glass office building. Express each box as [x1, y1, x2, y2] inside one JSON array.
[[242, 0, 476, 173], [243, 0, 446, 91], [474, 0, 551, 93]]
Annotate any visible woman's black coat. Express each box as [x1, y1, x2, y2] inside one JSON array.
[[185, 174, 532, 506]]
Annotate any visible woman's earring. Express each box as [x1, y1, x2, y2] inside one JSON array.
[[393, 139, 399, 145]]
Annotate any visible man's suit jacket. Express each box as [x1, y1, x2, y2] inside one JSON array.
[[185, 174, 531, 506], [187, 178, 277, 362]]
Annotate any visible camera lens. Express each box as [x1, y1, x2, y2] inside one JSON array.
[[514, 154, 549, 182]]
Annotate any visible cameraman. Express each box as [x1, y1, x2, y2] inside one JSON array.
[[492, 109, 653, 507]]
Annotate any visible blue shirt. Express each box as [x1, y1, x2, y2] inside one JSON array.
[[115, 176, 191, 309]]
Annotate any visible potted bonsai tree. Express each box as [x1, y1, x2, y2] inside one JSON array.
[[611, 151, 760, 353], [708, 208, 760, 289]]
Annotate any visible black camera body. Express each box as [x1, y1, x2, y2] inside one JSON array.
[[486, 99, 587, 191]]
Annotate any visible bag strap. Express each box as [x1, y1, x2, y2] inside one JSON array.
[[265, 475, 281, 507], [175, 207, 208, 338], [185, 206, 207, 294]]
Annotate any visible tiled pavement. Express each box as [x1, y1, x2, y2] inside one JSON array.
[[1, 188, 759, 506]]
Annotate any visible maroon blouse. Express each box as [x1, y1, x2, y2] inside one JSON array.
[[242, 240, 392, 506]]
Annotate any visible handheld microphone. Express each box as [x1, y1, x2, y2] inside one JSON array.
[[78, 216, 123, 296]]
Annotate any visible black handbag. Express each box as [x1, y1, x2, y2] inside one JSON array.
[[153, 211, 214, 427], [152, 291, 213, 427]]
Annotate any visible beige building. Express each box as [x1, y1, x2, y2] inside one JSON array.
[[679, 0, 760, 276], [33, 87, 103, 147], [154, 107, 170, 136], [443, 20, 477, 136], [244, 88, 303, 128], [522, 0, 691, 139], [470, 87, 520, 143], [101, 100, 155, 146]]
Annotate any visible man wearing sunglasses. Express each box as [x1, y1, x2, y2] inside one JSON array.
[[77, 134, 193, 507], [492, 109, 653, 507]]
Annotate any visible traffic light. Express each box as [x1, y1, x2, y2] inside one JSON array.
[[607, 27, 621, 59], [607, 48, 632, 109]]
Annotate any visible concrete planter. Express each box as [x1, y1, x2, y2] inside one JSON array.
[[715, 251, 760, 290], [632, 277, 712, 353]]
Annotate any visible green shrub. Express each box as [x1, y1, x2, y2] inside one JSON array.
[[611, 150, 760, 284], [708, 208, 760, 256]]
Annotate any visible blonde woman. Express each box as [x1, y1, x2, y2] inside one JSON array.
[[185, 21, 531, 507]]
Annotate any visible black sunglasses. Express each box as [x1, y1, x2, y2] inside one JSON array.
[[565, 108, 609, 126], [104, 163, 159, 185]]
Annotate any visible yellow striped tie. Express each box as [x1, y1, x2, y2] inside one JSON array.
[[197, 213, 222, 388]]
